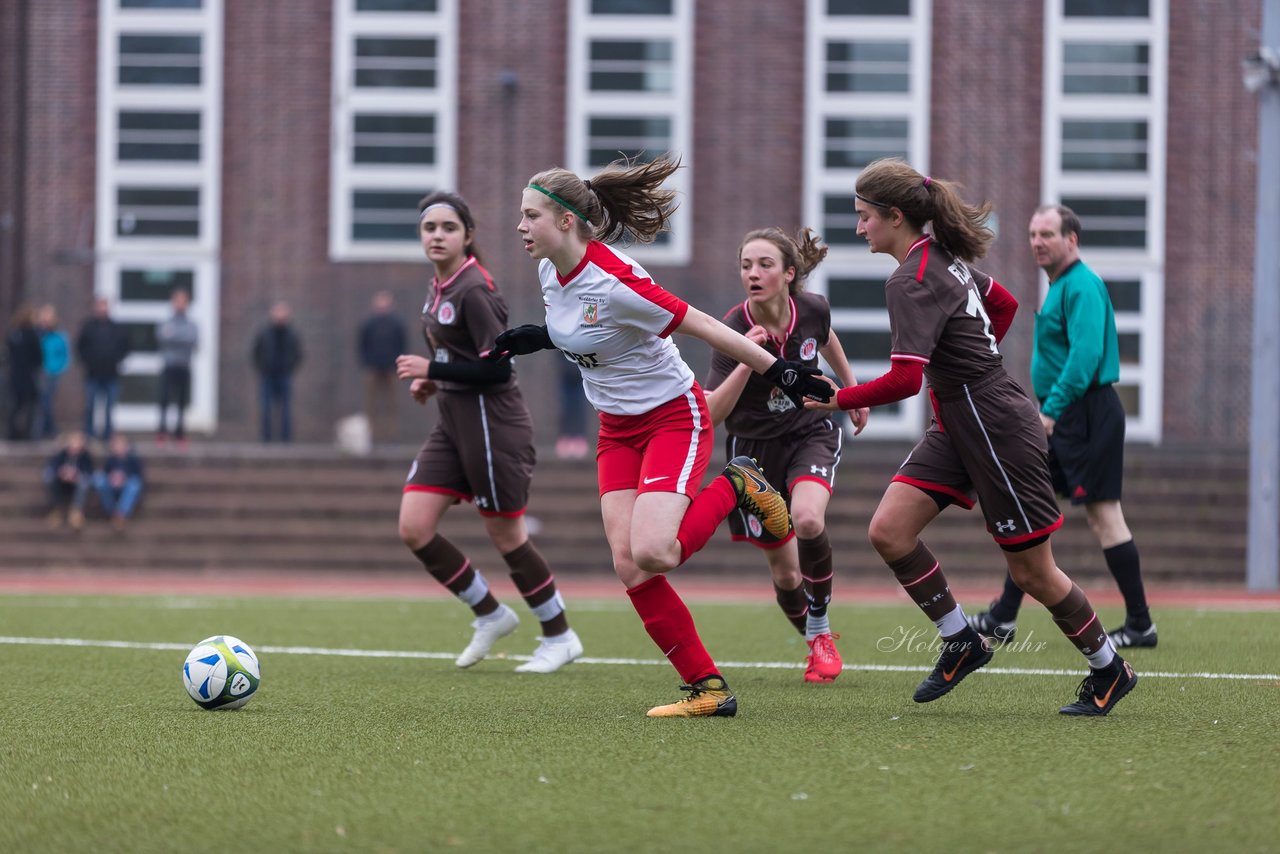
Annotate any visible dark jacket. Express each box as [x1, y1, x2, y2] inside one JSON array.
[[44, 447, 94, 481], [252, 324, 303, 377], [76, 318, 130, 382], [6, 325, 43, 398], [358, 313, 407, 372], [102, 450, 145, 482]]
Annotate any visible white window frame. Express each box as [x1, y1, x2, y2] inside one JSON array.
[[330, 0, 457, 261], [567, 0, 693, 265], [1042, 0, 1167, 442], [97, 0, 222, 433], [804, 0, 931, 440]]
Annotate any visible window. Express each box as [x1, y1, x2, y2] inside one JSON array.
[[331, 0, 457, 260], [569, 0, 692, 262], [98, 1, 222, 432], [1043, 0, 1166, 441], [805, 0, 931, 439]]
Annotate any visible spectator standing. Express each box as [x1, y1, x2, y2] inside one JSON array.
[[76, 296, 130, 440], [252, 300, 303, 442], [156, 288, 198, 446], [94, 433, 145, 531], [44, 430, 93, 531], [554, 358, 590, 459], [5, 303, 43, 440], [36, 304, 71, 439], [358, 290, 406, 443]]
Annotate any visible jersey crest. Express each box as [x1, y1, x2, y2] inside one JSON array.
[[438, 301, 456, 325], [799, 337, 818, 360]]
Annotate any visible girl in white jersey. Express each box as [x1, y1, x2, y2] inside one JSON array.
[[492, 157, 833, 717]]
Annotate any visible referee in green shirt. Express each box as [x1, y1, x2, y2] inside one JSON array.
[[968, 205, 1156, 649]]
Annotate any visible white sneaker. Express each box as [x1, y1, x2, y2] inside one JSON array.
[[455, 604, 520, 668], [514, 629, 584, 674]]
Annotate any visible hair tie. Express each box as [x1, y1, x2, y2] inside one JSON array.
[[529, 183, 589, 222], [583, 179, 593, 193], [922, 176, 933, 188]]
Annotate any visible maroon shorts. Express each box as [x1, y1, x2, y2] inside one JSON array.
[[596, 383, 712, 498], [723, 418, 843, 548], [404, 388, 535, 517], [894, 372, 1063, 546]]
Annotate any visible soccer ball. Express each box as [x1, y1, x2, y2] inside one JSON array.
[[181, 635, 261, 710]]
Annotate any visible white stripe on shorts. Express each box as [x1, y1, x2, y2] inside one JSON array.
[[478, 394, 500, 513], [676, 389, 702, 495], [962, 383, 1031, 533]]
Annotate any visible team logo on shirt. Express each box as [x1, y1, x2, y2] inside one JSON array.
[[438, 301, 456, 325], [582, 302, 598, 325], [767, 387, 796, 414], [799, 337, 818, 360]]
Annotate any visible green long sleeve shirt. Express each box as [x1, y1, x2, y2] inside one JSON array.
[[1030, 258, 1120, 420]]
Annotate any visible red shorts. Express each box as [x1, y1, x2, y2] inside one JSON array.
[[596, 383, 713, 498]]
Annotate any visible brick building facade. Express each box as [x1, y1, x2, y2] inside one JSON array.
[[0, 0, 1262, 447]]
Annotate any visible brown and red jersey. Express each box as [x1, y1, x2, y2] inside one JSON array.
[[705, 290, 832, 440], [421, 256, 515, 394]]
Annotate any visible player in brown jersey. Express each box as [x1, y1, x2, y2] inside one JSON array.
[[807, 159, 1138, 715], [704, 227, 869, 684], [394, 191, 583, 674]]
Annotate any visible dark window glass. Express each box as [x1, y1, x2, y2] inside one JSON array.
[[120, 321, 159, 355], [353, 113, 436, 164], [823, 195, 866, 246], [827, 0, 910, 15], [120, 269, 195, 303], [121, 0, 202, 7], [120, 373, 162, 405], [1105, 278, 1142, 312], [826, 40, 910, 92], [841, 330, 893, 362], [1063, 42, 1149, 95], [587, 116, 672, 166], [118, 110, 201, 161], [827, 277, 887, 311], [825, 117, 909, 168], [591, 0, 673, 14], [1115, 383, 1139, 417], [589, 40, 673, 92], [1064, 0, 1148, 17], [352, 189, 424, 241], [1060, 196, 1146, 249], [1062, 120, 1148, 172], [1117, 332, 1141, 365], [356, 0, 438, 11], [118, 34, 201, 86], [117, 187, 200, 238], [354, 38, 437, 88]]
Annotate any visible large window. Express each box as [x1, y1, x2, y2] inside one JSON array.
[[331, 0, 457, 260], [568, 0, 693, 262], [97, 0, 223, 432], [804, 0, 931, 437], [1043, 0, 1167, 441]]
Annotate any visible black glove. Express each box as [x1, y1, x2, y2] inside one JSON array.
[[486, 324, 554, 360], [763, 358, 832, 405]]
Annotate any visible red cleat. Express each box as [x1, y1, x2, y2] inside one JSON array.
[[804, 632, 843, 683]]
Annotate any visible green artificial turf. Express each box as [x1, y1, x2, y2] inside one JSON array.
[[1, 593, 1278, 852]]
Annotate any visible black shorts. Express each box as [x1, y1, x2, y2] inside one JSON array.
[[1047, 384, 1125, 505]]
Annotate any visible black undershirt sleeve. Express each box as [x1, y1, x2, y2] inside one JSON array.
[[425, 358, 513, 386]]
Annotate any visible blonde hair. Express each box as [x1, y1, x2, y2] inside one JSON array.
[[528, 155, 681, 245], [855, 158, 994, 261], [738, 227, 828, 295]]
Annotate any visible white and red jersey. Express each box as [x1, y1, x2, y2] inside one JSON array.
[[539, 240, 693, 416]]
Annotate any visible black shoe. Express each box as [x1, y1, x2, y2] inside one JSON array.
[[1059, 659, 1138, 716], [912, 630, 993, 703], [1107, 622, 1157, 649], [722, 456, 792, 540], [966, 603, 1017, 643]]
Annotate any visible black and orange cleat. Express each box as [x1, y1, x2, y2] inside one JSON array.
[[723, 455, 792, 540], [912, 628, 993, 703], [646, 676, 738, 718], [1107, 622, 1157, 649], [1059, 658, 1138, 716]]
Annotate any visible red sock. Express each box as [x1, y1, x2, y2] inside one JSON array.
[[626, 575, 717, 683], [674, 475, 736, 565]]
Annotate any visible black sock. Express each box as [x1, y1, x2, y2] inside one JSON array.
[[989, 572, 1025, 623], [1104, 540, 1151, 629]]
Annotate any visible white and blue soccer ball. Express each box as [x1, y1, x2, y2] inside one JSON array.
[[181, 635, 261, 710]]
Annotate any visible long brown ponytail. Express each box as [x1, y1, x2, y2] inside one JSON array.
[[528, 155, 681, 245], [855, 157, 994, 261]]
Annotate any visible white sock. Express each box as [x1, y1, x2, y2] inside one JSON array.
[[805, 613, 830, 640], [530, 591, 565, 623], [1087, 638, 1117, 670], [935, 605, 969, 638], [459, 573, 491, 607]]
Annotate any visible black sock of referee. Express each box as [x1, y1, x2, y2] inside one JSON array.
[[989, 572, 1025, 623], [1104, 539, 1151, 630]]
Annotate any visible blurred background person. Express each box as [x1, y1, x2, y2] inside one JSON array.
[[5, 302, 43, 440], [36, 304, 70, 439], [358, 289, 406, 445], [94, 433, 145, 531], [555, 358, 590, 460], [156, 288, 198, 447], [43, 430, 93, 531], [76, 296, 130, 441], [252, 300, 303, 443]]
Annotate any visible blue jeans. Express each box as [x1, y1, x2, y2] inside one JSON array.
[[84, 379, 119, 440], [38, 372, 61, 438], [94, 472, 144, 519], [260, 373, 293, 442]]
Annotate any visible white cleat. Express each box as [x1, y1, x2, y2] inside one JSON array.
[[455, 604, 520, 668], [514, 629, 584, 674]]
